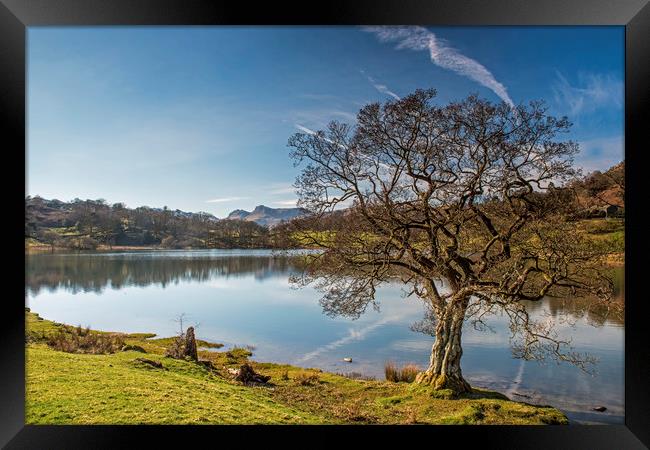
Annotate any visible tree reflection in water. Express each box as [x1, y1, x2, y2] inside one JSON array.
[[26, 251, 623, 329], [26, 252, 306, 296]]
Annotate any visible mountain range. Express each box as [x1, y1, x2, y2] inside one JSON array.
[[227, 205, 308, 227], [26, 196, 308, 229]]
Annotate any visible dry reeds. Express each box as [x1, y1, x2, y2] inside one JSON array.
[[384, 361, 420, 383]]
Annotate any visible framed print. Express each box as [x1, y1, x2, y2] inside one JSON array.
[[2, 0, 649, 448]]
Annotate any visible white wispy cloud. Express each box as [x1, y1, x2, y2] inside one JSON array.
[[362, 26, 514, 108], [295, 124, 318, 135], [293, 124, 394, 182], [205, 196, 249, 203], [294, 124, 349, 150], [361, 70, 401, 100], [291, 109, 357, 130], [552, 71, 623, 117], [273, 199, 298, 207]]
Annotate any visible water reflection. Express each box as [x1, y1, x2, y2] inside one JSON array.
[[26, 251, 306, 296], [25, 250, 624, 424]]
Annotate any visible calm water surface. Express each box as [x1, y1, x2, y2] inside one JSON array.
[[26, 249, 624, 424]]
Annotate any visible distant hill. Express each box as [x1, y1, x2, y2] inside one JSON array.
[[25, 197, 267, 250], [227, 205, 308, 227], [151, 207, 218, 222], [25, 197, 219, 228], [226, 209, 250, 221], [572, 161, 624, 212]]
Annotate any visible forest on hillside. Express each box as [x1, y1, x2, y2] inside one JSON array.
[[25, 198, 283, 250], [25, 162, 624, 251]]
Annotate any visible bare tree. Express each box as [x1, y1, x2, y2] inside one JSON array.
[[36, 229, 60, 252], [287, 89, 616, 393], [173, 313, 189, 336]]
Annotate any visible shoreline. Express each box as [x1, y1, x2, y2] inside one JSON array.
[[25, 309, 569, 425], [25, 245, 317, 254], [25, 245, 625, 268]]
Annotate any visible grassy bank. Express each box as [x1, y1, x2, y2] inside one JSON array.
[[26, 310, 567, 425], [26, 218, 625, 262], [292, 218, 625, 267], [578, 218, 625, 266], [25, 241, 164, 253]]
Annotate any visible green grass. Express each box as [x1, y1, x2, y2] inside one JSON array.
[[290, 231, 336, 248], [578, 218, 624, 235], [148, 336, 224, 350], [48, 226, 81, 237], [27, 345, 322, 424], [291, 219, 625, 263], [26, 310, 568, 425], [577, 218, 625, 254]]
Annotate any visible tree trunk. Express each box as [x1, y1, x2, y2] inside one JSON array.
[[183, 326, 198, 361], [415, 298, 472, 394]]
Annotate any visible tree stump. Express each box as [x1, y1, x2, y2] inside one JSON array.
[[235, 363, 271, 384], [183, 327, 198, 361]]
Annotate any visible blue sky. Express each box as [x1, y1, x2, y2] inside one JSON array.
[[27, 26, 624, 218]]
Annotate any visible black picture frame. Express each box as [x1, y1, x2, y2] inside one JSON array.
[[3, 0, 648, 448]]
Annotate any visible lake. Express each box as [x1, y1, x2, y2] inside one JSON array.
[[25, 249, 624, 424]]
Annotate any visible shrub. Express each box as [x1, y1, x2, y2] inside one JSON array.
[[46, 325, 125, 354], [164, 334, 186, 359], [384, 361, 420, 383], [294, 371, 320, 386], [60, 236, 99, 250], [384, 361, 398, 381], [225, 347, 253, 365], [77, 236, 99, 250], [163, 328, 198, 361], [399, 364, 420, 382]]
